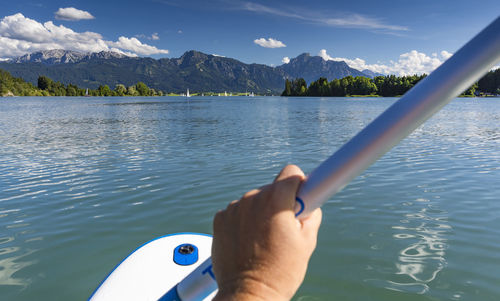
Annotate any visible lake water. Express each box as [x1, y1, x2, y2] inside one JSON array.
[[0, 96, 499, 300]]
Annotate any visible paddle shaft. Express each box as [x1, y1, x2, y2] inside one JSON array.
[[295, 17, 500, 218], [161, 16, 500, 301]]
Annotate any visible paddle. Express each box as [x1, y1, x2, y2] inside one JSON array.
[[161, 16, 500, 301]]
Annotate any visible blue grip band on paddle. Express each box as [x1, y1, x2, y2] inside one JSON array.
[[295, 197, 305, 217]]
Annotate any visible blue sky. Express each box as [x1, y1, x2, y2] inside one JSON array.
[[1, 0, 499, 75]]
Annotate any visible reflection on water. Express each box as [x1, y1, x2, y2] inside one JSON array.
[[388, 198, 451, 294], [0, 97, 499, 300], [0, 210, 36, 288], [0, 249, 35, 287]]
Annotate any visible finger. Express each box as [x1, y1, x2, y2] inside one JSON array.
[[274, 164, 305, 183], [271, 165, 305, 211], [213, 209, 226, 234], [270, 178, 305, 212], [241, 188, 261, 200], [300, 208, 322, 238], [222, 199, 239, 215]]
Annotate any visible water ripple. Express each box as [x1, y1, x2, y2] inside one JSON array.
[[0, 97, 499, 300]]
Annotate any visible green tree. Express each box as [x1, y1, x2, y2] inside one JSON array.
[[282, 73, 433, 97], [48, 81, 67, 96], [0, 69, 43, 96], [136, 82, 150, 96], [98, 85, 112, 96], [340, 76, 353, 95], [114, 84, 127, 96], [282, 79, 292, 96], [290, 78, 307, 96], [330, 79, 344, 96], [461, 83, 478, 96], [307, 77, 330, 96], [3, 70, 172, 97], [127, 85, 139, 96], [37, 76, 53, 90], [66, 84, 78, 96], [478, 68, 500, 94]]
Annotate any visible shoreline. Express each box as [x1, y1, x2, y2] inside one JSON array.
[[2, 94, 499, 98]]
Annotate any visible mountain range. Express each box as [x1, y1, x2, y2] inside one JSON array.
[[0, 50, 379, 94]]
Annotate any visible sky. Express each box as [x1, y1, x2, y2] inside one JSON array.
[[0, 0, 499, 75]]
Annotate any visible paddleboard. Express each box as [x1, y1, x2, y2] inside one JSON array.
[[89, 232, 216, 301]]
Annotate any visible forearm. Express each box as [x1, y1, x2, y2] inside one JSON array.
[[213, 276, 289, 301]]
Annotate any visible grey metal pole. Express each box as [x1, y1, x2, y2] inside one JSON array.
[[295, 16, 500, 218]]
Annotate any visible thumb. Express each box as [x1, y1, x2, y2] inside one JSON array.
[[270, 165, 305, 212], [274, 164, 305, 183]]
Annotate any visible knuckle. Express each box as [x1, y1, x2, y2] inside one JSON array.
[[284, 164, 299, 170], [242, 189, 260, 200], [226, 200, 239, 212]]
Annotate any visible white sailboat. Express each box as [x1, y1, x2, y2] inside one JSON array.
[[186, 89, 191, 98]]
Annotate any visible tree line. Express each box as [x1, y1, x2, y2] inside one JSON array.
[[478, 68, 500, 94], [37, 76, 164, 96], [0, 69, 42, 96], [282, 69, 500, 97], [1, 69, 164, 97]]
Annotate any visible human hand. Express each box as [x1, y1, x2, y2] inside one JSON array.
[[212, 165, 322, 301]]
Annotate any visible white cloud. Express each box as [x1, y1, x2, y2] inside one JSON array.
[[254, 37, 286, 48], [282, 56, 290, 64], [321, 14, 408, 31], [243, 2, 304, 20], [440, 50, 452, 60], [135, 32, 160, 40], [0, 13, 52, 43], [241, 2, 407, 32], [108, 36, 169, 55], [109, 48, 138, 57], [55, 7, 95, 21], [0, 13, 169, 57], [319, 49, 453, 76]]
